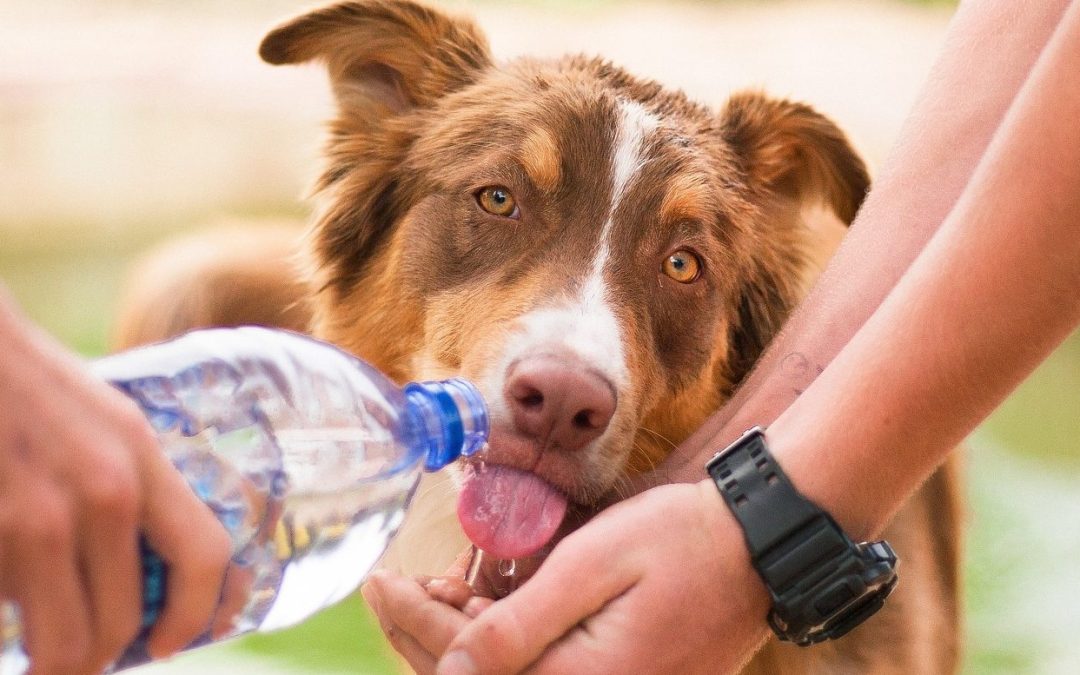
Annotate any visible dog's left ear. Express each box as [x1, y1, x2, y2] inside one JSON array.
[[259, 0, 491, 116], [259, 1, 493, 296], [719, 91, 870, 386]]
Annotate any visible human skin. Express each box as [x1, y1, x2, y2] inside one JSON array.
[[666, 0, 1075, 484], [363, 0, 1080, 672], [0, 289, 232, 673]]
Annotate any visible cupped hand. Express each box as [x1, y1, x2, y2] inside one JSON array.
[[0, 294, 232, 673], [365, 480, 771, 675]]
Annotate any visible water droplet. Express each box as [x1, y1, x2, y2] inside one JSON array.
[[465, 546, 484, 588], [498, 558, 516, 577], [465, 458, 487, 481]]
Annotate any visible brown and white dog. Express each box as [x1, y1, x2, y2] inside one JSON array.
[[113, 1, 963, 672]]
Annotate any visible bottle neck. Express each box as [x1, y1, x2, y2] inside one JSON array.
[[403, 378, 489, 471]]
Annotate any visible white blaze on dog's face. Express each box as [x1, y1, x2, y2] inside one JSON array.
[[260, 0, 869, 559], [471, 101, 658, 480], [435, 100, 663, 556]]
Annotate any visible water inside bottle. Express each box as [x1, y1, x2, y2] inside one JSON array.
[[110, 419, 419, 669], [148, 386, 420, 635]]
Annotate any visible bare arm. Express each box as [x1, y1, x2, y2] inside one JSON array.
[[668, 0, 1073, 479], [772, 0, 1080, 537]]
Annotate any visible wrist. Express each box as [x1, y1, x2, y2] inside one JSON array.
[[694, 478, 772, 631], [764, 411, 887, 542], [702, 429, 898, 645]]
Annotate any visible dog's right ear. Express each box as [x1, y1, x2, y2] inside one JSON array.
[[718, 92, 870, 388], [259, 0, 492, 117]]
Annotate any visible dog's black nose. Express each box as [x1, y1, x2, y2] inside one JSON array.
[[505, 355, 616, 453]]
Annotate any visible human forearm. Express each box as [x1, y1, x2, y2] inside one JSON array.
[[771, 0, 1080, 538], [666, 0, 1071, 479]]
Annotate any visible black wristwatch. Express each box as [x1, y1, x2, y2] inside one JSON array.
[[705, 427, 898, 646]]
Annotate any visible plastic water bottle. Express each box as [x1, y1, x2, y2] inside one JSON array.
[[0, 327, 488, 674]]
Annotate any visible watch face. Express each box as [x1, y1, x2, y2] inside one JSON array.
[[816, 579, 897, 643], [771, 542, 898, 645]]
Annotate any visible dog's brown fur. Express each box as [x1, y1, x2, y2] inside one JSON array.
[[113, 2, 962, 672], [112, 224, 312, 348]]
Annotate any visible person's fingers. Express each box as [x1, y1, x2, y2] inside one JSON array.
[[74, 450, 143, 671], [422, 576, 475, 610], [211, 563, 254, 640], [140, 452, 232, 658], [519, 589, 670, 675], [7, 379, 147, 671], [366, 571, 469, 658], [462, 596, 493, 618], [439, 536, 634, 675], [82, 400, 234, 659], [383, 623, 439, 675], [78, 508, 142, 670], [4, 489, 93, 674], [362, 575, 439, 674], [360, 577, 385, 622]]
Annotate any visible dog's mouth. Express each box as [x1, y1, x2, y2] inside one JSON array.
[[456, 461, 570, 560]]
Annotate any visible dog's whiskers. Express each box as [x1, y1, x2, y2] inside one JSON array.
[[637, 426, 678, 453], [609, 471, 638, 501], [629, 439, 663, 473]]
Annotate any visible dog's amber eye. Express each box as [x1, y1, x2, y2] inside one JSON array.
[[476, 186, 520, 219], [662, 250, 702, 283]]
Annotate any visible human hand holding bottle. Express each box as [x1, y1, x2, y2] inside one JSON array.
[[0, 289, 233, 673]]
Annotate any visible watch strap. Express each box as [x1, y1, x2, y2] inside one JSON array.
[[706, 429, 850, 586], [706, 427, 898, 645]]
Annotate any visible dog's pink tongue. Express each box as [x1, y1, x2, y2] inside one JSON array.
[[457, 464, 568, 560]]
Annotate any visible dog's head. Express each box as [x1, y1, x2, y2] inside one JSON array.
[[261, 0, 868, 559]]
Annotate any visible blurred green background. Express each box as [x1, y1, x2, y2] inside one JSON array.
[[3, 1, 1078, 673]]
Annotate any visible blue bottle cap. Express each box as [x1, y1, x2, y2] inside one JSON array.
[[404, 378, 488, 471]]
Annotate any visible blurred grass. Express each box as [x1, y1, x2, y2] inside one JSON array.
[[137, 597, 398, 675], [240, 597, 397, 673], [980, 336, 1080, 471], [0, 248, 130, 355]]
